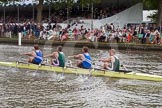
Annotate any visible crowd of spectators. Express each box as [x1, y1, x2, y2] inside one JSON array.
[[0, 3, 162, 45], [0, 20, 162, 45], [0, 21, 42, 39]]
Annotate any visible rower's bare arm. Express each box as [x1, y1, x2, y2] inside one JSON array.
[[100, 58, 111, 62], [68, 54, 81, 59], [44, 53, 53, 58], [74, 54, 82, 59], [68, 56, 74, 58], [22, 52, 32, 56], [44, 52, 58, 58]]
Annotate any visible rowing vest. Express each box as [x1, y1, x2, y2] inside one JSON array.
[[82, 53, 92, 69], [58, 52, 65, 67], [34, 50, 43, 64], [109, 56, 120, 71]]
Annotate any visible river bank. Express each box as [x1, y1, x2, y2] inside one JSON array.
[[0, 38, 162, 51]]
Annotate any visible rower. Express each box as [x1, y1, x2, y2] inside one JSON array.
[[68, 46, 92, 69], [44, 46, 65, 67], [100, 49, 120, 71], [22, 44, 43, 65]]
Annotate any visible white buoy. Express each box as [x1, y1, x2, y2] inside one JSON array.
[[18, 32, 21, 46]]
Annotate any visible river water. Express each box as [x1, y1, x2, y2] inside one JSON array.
[[0, 44, 162, 108]]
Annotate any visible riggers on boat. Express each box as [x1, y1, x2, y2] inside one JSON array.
[[0, 61, 162, 82]]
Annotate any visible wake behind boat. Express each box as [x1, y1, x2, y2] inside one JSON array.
[[0, 61, 162, 82]]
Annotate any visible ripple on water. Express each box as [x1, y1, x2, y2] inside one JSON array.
[[0, 67, 162, 108], [0, 45, 162, 107]]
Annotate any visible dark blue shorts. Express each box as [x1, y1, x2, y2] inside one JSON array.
[[78, 63, 90, 69], [32, 59, 40, 65], [78, 63, 84, 68]]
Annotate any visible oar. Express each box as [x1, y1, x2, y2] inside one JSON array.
[[68, 56, 74, 59], [65, 58, 77, 76], [67, 57, 100, 79], [66, 57, 83, 76], [34, 61, 43, 73], [121, 64, 128, 71], [60, 67, 66, 79], [66, 59, 73, 67], [42, 58, 50, 65], [15, 54, 26, 68], [88, 68, 95, 77], [67, 57, 96, 77]]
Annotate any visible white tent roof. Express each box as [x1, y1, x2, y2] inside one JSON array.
[[99, 3, 143, 28]]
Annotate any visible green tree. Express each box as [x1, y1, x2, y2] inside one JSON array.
[[144, 0, 162, 27]]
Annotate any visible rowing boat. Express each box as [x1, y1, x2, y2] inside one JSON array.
[[0, 61, 162, 82]]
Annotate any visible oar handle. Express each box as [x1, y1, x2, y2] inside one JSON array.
[[121, 64, 128, 71], [68, 56, 74, 58]]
